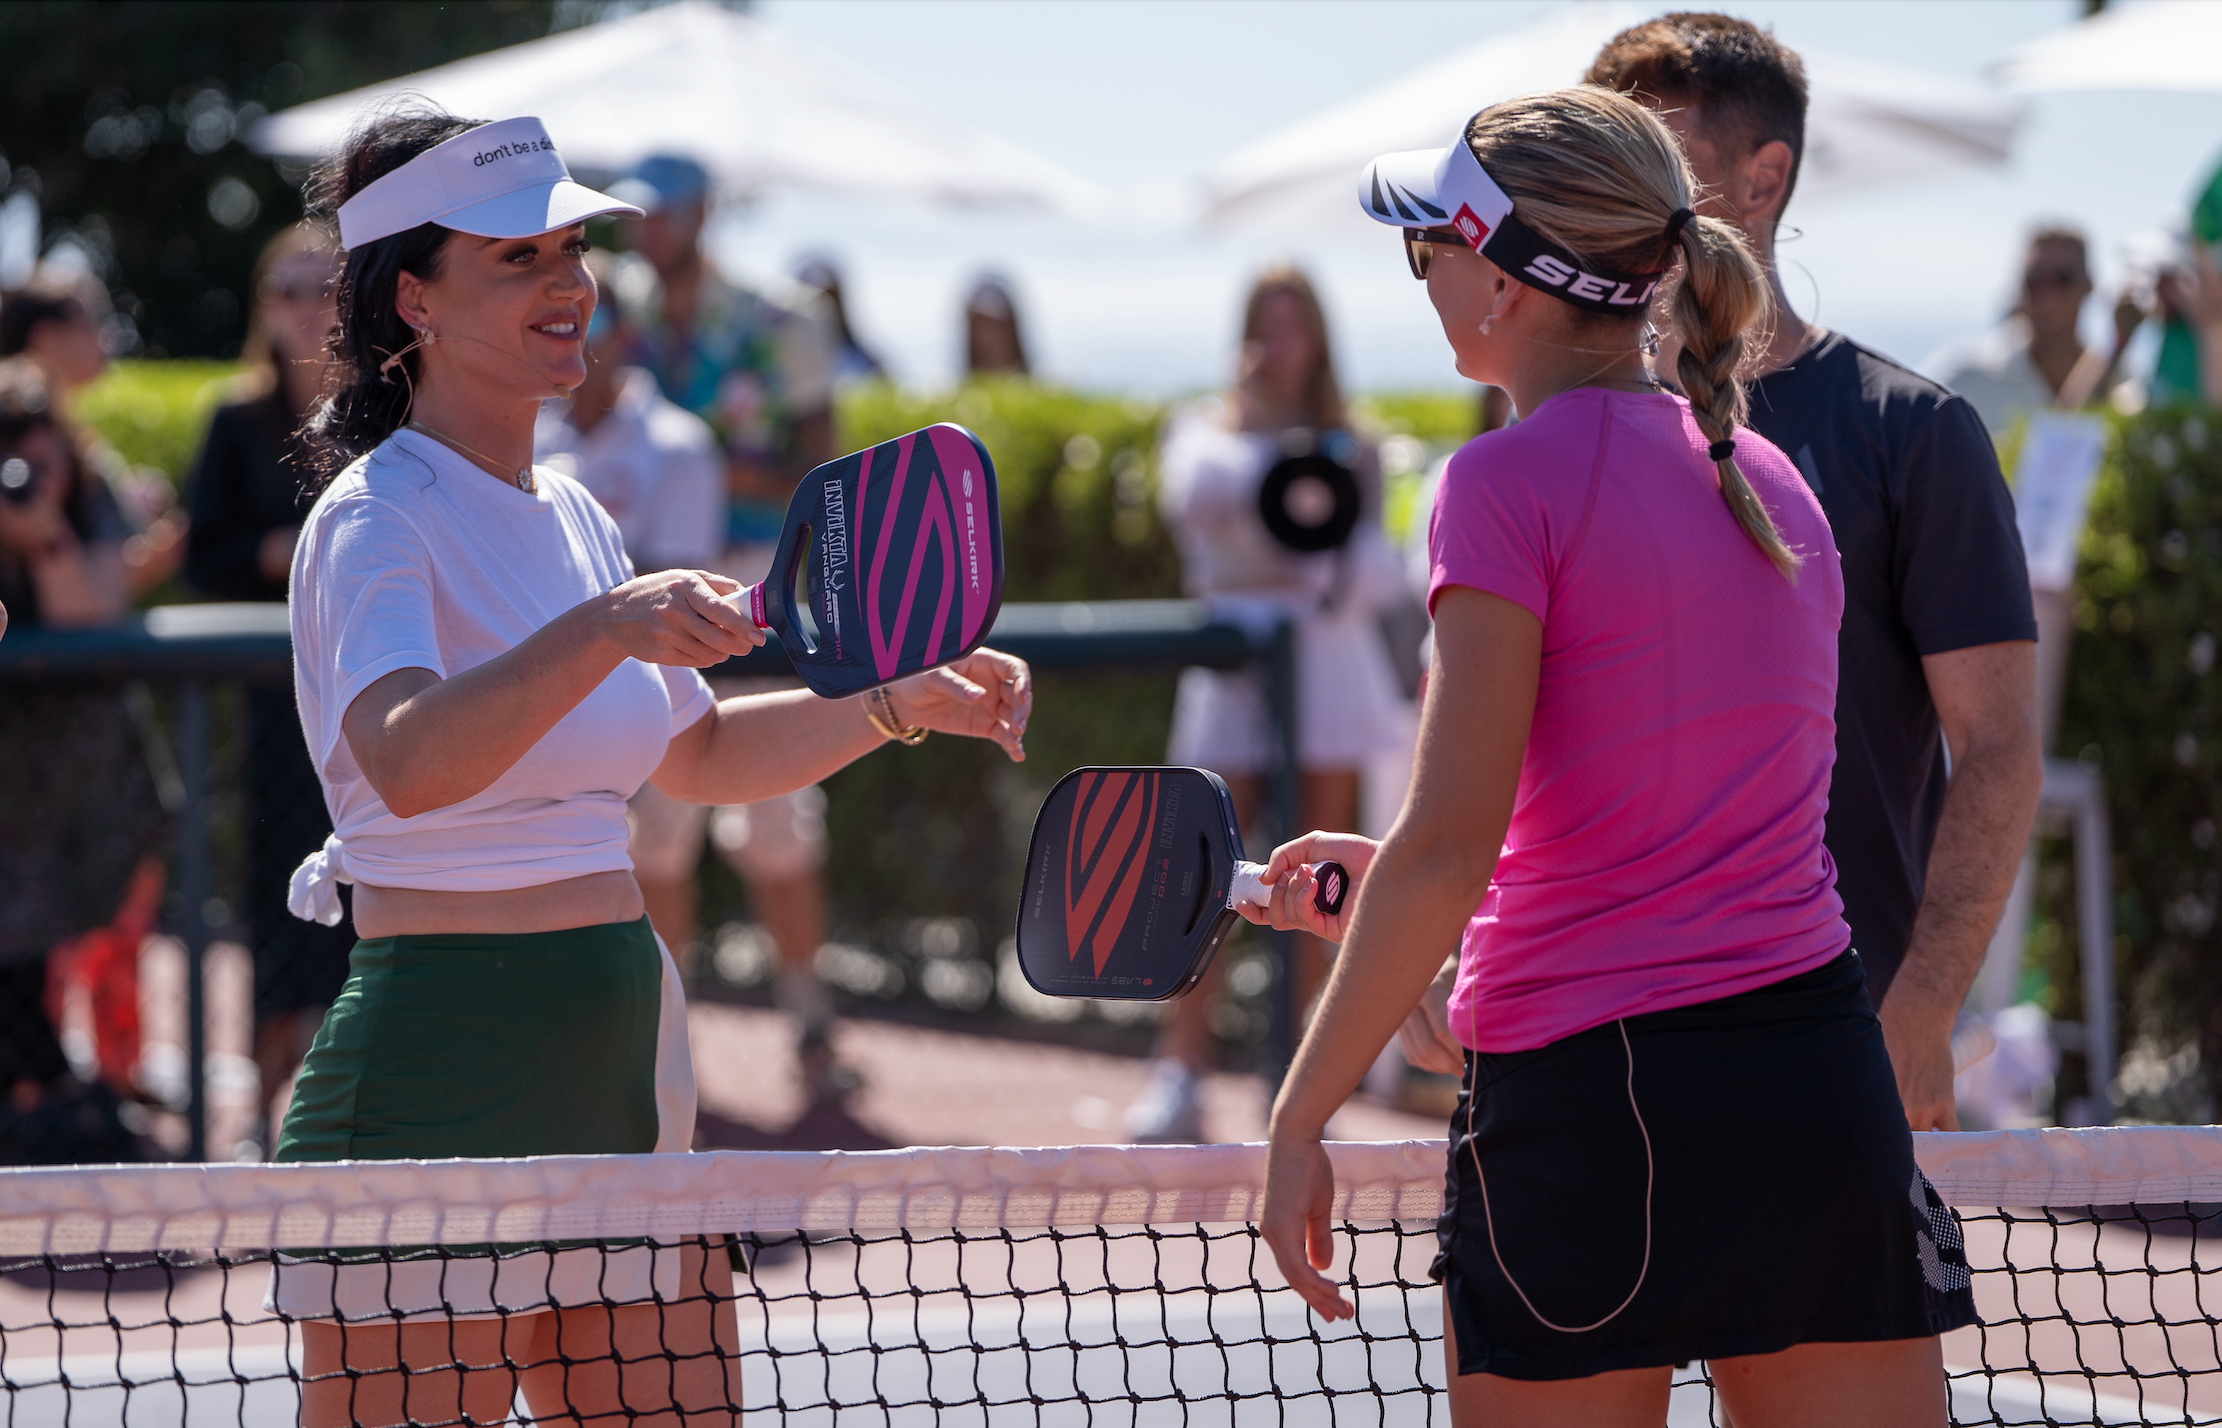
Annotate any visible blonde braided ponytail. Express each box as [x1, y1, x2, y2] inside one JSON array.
[[1669, 212, 1799, 578], [1464, 87, 1800, 581]]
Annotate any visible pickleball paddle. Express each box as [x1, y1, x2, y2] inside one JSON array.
[[734, 422, 1003, 699], [1014, 766, 1349, 1002]]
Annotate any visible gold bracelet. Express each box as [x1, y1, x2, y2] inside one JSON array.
[[865, 686, 928, 745]]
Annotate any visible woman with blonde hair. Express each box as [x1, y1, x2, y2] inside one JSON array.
[[1248, 87, 1970, 1425], [1129, 262, 1408, 1143]]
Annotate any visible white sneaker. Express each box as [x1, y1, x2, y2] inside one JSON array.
[[1125, 1058, 1205, 1144]]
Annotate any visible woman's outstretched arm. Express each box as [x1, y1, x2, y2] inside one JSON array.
[[650, 646, 1032, 806], [1258, 586, 1540, 1320], [343, 569, 763, 818]]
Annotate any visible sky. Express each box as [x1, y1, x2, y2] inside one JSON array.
[[712, 0, 2222, 397]]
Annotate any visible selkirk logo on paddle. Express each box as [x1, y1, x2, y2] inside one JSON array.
[[762, 422, 1004, 698]]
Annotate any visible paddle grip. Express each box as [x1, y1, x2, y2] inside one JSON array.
[[733, 581, 769, 630], [1230, 860, 1349, 917]]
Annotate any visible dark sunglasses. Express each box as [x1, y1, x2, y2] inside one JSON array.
[[1403, 227, 1470, 281]]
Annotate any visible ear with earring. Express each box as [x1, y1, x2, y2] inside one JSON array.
[[1480, 313, 1496, 335], [376, 326, 437, 382]]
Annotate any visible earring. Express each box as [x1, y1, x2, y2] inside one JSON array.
[[1641, 324, 1661, 357], [1480, 314, 1496, 335], [376, 327, 436, 382]]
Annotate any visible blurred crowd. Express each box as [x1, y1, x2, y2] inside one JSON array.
[[1, 103, 2220, 1162]]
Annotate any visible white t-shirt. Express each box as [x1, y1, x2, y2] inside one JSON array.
[[286, 429, 714, 919], [533, 369, 724, 570]]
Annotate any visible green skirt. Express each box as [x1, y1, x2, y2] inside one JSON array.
[[268, 917, 697, 1321]]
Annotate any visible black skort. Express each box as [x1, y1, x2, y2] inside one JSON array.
[[1432, 950, 1976, 1381]]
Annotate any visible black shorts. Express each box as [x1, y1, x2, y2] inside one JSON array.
[[1431, 950, 1976, 1381]]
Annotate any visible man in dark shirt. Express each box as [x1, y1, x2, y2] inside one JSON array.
[[1584, 14, 2043, 1131]]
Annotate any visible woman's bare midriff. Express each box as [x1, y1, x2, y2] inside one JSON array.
[[351, 870, 646, 939]]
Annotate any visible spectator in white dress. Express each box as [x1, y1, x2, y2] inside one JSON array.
[[1127, 265, 1409, 1143]]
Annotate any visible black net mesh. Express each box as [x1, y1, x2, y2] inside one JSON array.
[[4, 1145, 2222, 1425]]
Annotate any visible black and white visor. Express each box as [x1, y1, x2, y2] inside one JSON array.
[[336, 117, 643, 251], [1359, 136, 1665, 316]]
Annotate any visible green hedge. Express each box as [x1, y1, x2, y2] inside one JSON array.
[[804, 380, 1186, 967], [2047, 406, 2222, 1119], [76, 361, 243, 487]]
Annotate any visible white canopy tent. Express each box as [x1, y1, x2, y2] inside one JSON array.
[[1992, 0, 2222, 94], [249, 0, 1104, 218], [1199, 2, 2025, 232]]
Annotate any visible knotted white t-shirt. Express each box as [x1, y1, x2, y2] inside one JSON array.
[[287, 429, 714, 922]]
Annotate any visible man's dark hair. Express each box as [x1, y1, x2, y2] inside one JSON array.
[[1585, 13, 1809, 214], [2025, 225, 2090, 277], [300, 104, 488, 483]]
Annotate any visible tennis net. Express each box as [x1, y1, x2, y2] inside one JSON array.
[[3, 1128, 2221, 1425]]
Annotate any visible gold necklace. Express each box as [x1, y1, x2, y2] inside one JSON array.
[[405, 421, 536, 494]]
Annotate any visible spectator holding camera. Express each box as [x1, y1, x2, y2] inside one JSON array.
[[1, 268, 184, 598], [1128, 265, 1407, 1143], [0, 358, 131, 626]]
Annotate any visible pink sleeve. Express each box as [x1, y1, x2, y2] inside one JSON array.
[[1426, 440, 1551, 623]]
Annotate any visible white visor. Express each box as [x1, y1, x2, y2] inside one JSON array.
[[1358, 141, 1513, 250], [336, 116, 644, 251]]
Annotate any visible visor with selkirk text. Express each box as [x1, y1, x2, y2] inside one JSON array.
[[1359, 133, 1666, 316], [336, 116, 643, 251]]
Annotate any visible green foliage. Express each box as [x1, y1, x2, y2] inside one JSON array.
[[2049, 407, 2222, 1111], [1352, 390, 1482, 445], [76, 360, 241, 483], [838, 378, 1180, 603]]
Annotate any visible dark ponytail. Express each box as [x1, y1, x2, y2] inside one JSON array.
[[300, 105, 489, 485]]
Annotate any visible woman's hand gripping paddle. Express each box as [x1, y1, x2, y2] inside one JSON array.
[[726, 423, 1004, 699], [1013, 766, 1347, 1001]]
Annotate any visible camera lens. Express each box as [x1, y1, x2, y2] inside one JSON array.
[[0, 457, 32, 496]]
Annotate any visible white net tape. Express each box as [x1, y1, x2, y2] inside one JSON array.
[[4, 1127, 2218, 1255]]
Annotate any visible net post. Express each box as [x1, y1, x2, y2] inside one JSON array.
[[1259, 618, 1300, 1094], [177, 677, 212, 1162]]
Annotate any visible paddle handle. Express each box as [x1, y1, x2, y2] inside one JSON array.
[[1231, 859, 1349, 917], [734, 582, 771, 630]]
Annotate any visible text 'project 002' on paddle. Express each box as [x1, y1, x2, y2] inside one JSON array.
[[737, 422, 1004, 698]]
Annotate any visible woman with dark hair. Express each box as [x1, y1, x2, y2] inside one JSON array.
[[963, 273, 1029, 376], [1249, 88, 1965, 1423], [182, 221, 349, 1158], [274, 108, 1031, 1426]]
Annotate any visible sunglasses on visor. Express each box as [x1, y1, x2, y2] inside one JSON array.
[[1403, 227, 1470, 281]]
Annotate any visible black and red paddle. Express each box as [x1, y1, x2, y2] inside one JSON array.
[[734, 423, 1004, 699], [1014, 766, 1348, 1002]]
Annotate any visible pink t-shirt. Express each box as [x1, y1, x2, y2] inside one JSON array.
[[1428, 388, 1849, 1053]]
